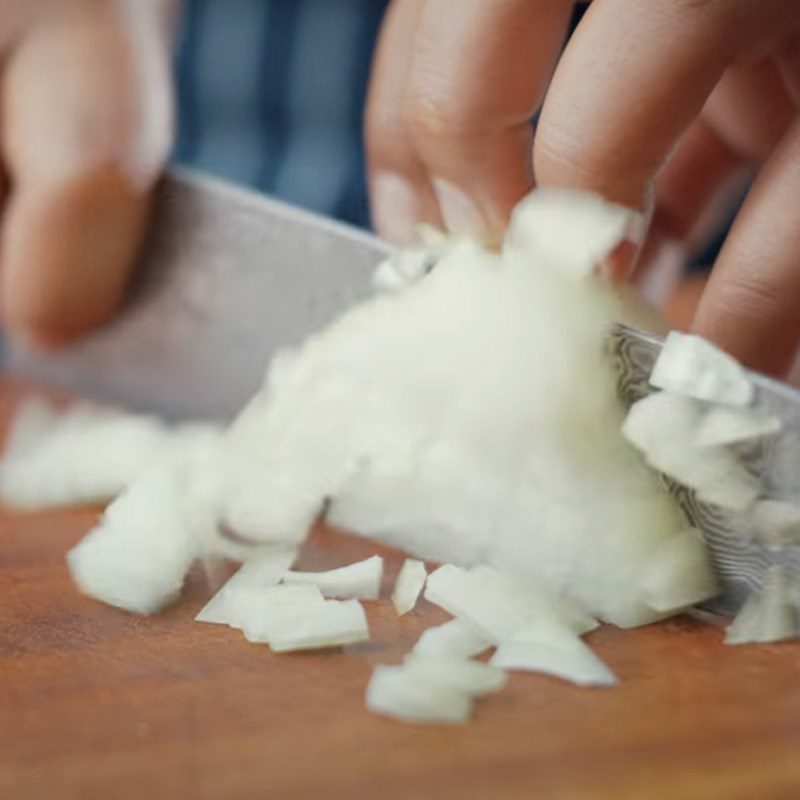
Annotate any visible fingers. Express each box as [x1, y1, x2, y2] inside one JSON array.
[[0, 1, 173, 347], [367, 0, 572, 244], [533, 0, 778, 208], [366, 0, 441, 245], [692, 118, 800, 376], [636, 58, 794, 304]]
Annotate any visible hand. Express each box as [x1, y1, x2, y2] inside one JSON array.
[[0, 0, 173, 348], [366, 1, 800, 376]]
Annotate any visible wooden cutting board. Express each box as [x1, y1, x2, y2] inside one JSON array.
[[0, 380, 799, 800]]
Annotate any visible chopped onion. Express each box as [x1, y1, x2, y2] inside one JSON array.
[[67, 462, 199, 614], [284, 555, 383, 600], [696, 406, 780, 447], [490, 638, 617, 686], [424, 564, 581, 644], [365, 665, 472, 724], [239, 585, 327, 642], [391, 559, 427, 615], [195, 550, 302, 626], [725, 565, 797, 645], [638, 528, 719, 613], [266, 598, 369, 652], [403, 654, 506, 695], [649, 331, 753, 407], [0, 398, 221, 510], [622, 392, 760, 512], [505, 189, 639, 280], [412, 618, 493, 659], [469, 565, 599, 634]]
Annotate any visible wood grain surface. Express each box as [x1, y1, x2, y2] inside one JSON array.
[[1, 380, 799, 800]]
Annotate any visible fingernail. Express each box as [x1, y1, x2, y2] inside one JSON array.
[[431, 178, 488, 239], [371, 172, 422, 245]]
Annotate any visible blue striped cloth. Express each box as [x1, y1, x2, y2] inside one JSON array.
[[172, 0, 389, 230]]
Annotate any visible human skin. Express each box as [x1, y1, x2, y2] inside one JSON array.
[[366, 0, 800, 376]]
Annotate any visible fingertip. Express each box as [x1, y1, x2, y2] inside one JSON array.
[[0, 162, 152, 346]]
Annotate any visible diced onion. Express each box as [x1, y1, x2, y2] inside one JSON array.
[[284, 555, 383, 600], [649, 331, 753, 406], [490, 638, 617, 686], [267, 598, 369, 652], [403, 654, 506, 695], [412, 618, 493, 659], [0, 398, 221, 510], [424, 564, 581, 644], [622, 392, 760, 512], [365, 665, 472, 724], [391, 559, 427, 615], [696, 406, 780, 447], [195, 552, 304, 626], [638, 528, 719, 613]]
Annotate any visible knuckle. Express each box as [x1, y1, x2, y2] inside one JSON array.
[[403, 89, 479, 148]]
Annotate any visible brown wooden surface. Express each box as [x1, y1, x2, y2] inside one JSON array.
[[1, 381, 800, 800]]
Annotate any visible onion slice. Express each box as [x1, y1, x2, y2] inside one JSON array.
[[403, 654, 506, 695], [424, 564, 589, 644], [649, 331, 753, 406], [365, 665, 472, 724], [267, 598, 369, 652], [638, 528, 719, 613], [391, 559, 427, 615], [239, 585, 327, 643], [622, 392, 760, 512], [0, 398, 221, 510], [195, 548, 299, 625], [284, 555, 383, 600], [490, 637, 617, 686], [412, 618, 493, 659], [696, 406, 780, 447]]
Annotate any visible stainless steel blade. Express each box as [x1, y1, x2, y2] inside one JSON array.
[[3, 167, 390, 419]]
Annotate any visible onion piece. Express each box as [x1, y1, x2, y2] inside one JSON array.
[[67, 463, 198, 614], [365, 665, 472, 724], [469, 565, 598, 634], [239, 585, 326, 642], [391, 559, 427, 615], [412, 618, 493, 659], [725, 565, 797, 645], [403, 654, 507, 695], [424, 564, 579, 644], [696, 406, 780, 447], [505, 189, 639, 280], [490, 637, 617, 686], [649, 331, 753, 406], [267, 598, 369, 652], [195, 550, 303, 626], [0, 398, 222, 510], [638, 528, 719, 613], [622, 392, 760, 512], [284, 555, 383, 600]]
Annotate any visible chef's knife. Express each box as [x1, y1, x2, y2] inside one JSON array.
[[5, 167, 800, 613]]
